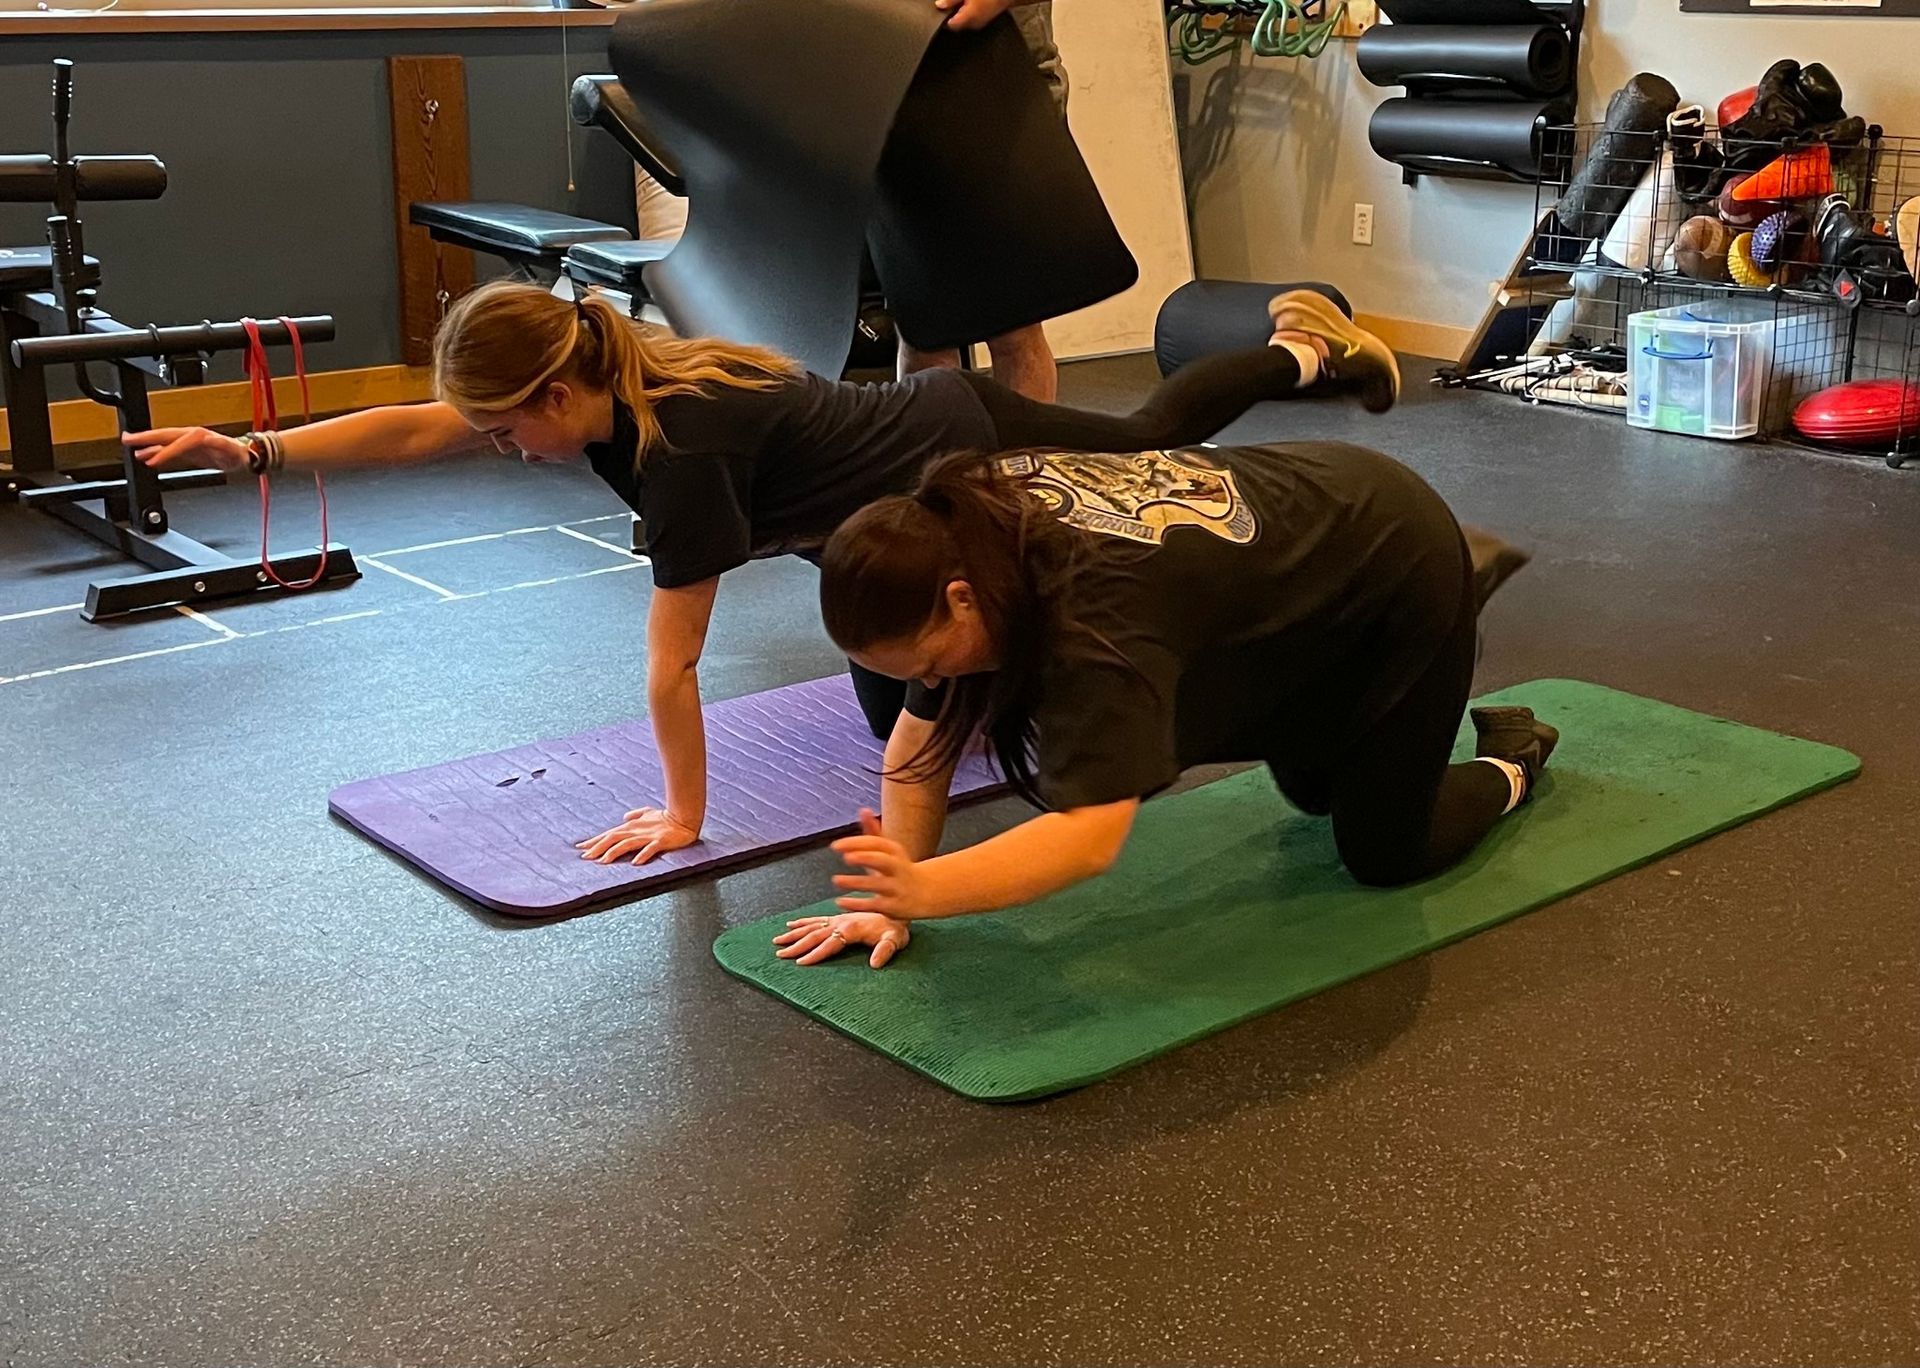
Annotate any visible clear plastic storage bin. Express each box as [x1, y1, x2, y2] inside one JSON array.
[[1627, 300, 1779, 440]]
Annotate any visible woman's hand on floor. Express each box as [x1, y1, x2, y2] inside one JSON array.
[[774, 913, 912, 969], [577, 807, 699, 865]]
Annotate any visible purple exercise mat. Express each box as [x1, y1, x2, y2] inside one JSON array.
[[328, 674, 1005, 917]]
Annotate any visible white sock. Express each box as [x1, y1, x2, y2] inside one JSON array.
[[1274, 338, 1320, 388], [1475, 756, 1529, 814]]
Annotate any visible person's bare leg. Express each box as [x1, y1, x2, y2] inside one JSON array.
[[898, 338, 962, 379], [984, 322, 1058, 402]]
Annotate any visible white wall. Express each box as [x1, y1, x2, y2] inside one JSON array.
[[1047, 0, 1196, 358], [1182, 0, 1920, 336]]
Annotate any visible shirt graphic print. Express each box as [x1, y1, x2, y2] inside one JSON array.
[[996, 449, 1258, 547]]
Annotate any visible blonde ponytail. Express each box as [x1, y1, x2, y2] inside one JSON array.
[[431, 281, 796, 462]]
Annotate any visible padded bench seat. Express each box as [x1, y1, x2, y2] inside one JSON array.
[[562, 237, 676, 292], [408, 201, 631, 269], [0, 245, 100, 293]]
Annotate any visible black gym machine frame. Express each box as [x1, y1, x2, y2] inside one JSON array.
[[1, 60, 358, 622]]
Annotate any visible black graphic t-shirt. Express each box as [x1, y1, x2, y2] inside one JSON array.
[[1012, 442, 1470, 812], [586, 367, 997, 589]]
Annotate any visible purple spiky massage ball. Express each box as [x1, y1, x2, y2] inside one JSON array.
[[1752, 209, 1809, 272]]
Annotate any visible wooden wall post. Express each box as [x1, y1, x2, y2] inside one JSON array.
[[388, 55, 474, 367]]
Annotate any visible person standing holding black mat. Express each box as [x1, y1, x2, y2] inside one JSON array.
[[901, 0, 1074, 401]]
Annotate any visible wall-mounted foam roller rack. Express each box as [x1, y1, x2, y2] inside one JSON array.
[[1360, 0, 1582, 186]]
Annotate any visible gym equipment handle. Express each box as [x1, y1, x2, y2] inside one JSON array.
[[11, 315, 336, 368], [0, 154, 169, 204]]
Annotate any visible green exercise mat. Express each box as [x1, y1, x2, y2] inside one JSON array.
[[712, 679, 1860, 1101]]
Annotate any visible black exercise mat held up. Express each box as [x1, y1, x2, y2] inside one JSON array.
[[606, 0, 1135, 374], [864, 15, 1138, 352], [605, 0, 936, 379]]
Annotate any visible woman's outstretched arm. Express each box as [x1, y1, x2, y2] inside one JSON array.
[[125, 401, 490, 474]]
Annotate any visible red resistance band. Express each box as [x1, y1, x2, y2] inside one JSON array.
[[241, 316, 329, 590]]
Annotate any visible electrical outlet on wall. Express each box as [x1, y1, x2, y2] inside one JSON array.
[[1352, 203, 1375, 246]]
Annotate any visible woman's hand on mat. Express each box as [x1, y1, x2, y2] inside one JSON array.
[[774, 913, 912, 969], [122, 426, 252, 472], [934, 0, 1016, 29], [576, 807, 700, 865]]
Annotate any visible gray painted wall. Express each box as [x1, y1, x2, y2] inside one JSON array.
[[2, 29, 634, 391], [1178, 0, 1920, 335]]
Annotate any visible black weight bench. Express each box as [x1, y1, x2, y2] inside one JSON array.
[[408, 73, 678, 288], [406, 203, 676, 325], [406, 201, 632, 281], [561, 237, 674, 294]]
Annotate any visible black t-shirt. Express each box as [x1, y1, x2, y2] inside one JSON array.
[[1008, 442, 1470, 812], [586, 366, 997, 589]]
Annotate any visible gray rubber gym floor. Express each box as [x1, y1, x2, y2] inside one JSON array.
[[3, 360, 1914, 1367]]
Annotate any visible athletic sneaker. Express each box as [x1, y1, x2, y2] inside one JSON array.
[[1462, 525, 1531, 613], [1268, 289, 1401, 413], [1470, 705, 1559, 801]]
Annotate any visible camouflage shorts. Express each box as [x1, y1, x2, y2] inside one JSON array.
[[1013, 2, 1069, 115]]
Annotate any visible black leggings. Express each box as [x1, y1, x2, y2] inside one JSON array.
[[1264, 560, 1512, 888], [960, 345, 1304, 450], [844, 346, 1307, 737]]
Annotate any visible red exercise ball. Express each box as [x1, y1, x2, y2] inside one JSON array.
[[1793, 379, 1920, 445], [1719, 85, 1758, 129]]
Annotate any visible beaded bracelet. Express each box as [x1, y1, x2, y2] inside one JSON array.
[[243, 431, 287, 475]]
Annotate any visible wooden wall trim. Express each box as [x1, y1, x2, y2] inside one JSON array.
[[388, 55, 475, 368]]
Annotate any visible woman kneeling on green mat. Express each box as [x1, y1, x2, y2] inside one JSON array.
[[128, 281, 1395, 871], [775, 445, 1554, 969]]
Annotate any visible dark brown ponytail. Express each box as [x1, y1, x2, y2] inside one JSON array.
[[820, 450, 1077, 804]]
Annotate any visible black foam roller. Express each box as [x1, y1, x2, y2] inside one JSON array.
[[1368, 97, 1571, 181], [1153, 279, 1353, 379], [1553, 73, 1680, 242], [1356, 23, 1570, 98]]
